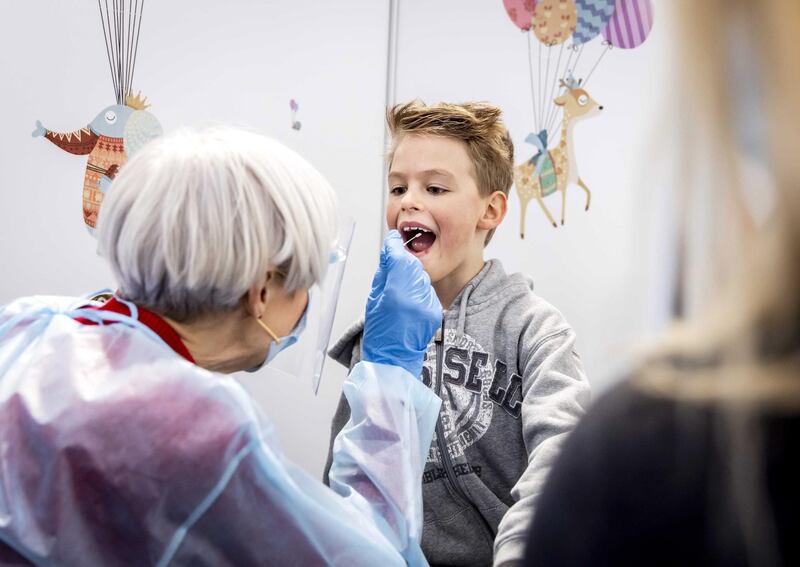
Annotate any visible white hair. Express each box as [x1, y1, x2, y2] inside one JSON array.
[[96, 127, 338, 321]]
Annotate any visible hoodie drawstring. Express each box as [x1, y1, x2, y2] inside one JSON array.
[[456, 284, 474, 335]]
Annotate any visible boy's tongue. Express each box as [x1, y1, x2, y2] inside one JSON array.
[[409, 231, 436, 253]]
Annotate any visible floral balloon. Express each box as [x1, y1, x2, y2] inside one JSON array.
[[503, 0, 537, 31], [532, 0, 577, 45]]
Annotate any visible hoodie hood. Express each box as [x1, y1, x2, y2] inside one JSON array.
[[445, 260, 533, 334]]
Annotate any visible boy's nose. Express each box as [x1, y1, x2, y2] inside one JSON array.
[[400, 191, 423, 211]]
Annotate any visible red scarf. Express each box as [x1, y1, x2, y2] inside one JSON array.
[[76, 297, 195, 363]]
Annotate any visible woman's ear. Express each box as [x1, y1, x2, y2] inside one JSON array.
[[477, 191, 508, 230], [245, 273, 271, 319]]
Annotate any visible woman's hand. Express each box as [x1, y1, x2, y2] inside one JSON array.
[[362, 230, 442, 377]]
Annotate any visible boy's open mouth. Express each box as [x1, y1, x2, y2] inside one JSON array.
[[401, 224, 436, 254]]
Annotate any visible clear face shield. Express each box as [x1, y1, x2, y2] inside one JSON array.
[[248, 219, 354, 394]]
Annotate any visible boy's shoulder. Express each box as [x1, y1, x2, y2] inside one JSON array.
[[328, 318, 365, 370], [473, 259, 573, 333]]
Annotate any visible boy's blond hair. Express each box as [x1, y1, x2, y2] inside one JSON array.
[[386, 101, 514, 244]]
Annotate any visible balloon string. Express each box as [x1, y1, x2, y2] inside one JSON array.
[[130, 0, 144, 98], [122, 1, 127, 97], [111, 0, 119, 103], [97, 0, 144, 104], [542, 43, 552, 133], [117, 0, 122, 101], [544, 44, 573, 136], [103, 0, 118, 102], [125, 0, 134, 97], [526, 32, 539, 134], [98, 0, 117, 102], [546, 43, 585, 135], [115, 0, 123, 103], [582, 42, 612, 88], [545, 45, 577, 132], [571, 42, 586, 77], [538, 39, 544, 130], [542, 42, 564, 136], [119, 0, 125, 101]]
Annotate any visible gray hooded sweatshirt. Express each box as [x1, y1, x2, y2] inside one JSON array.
[[323, 260, 590, 566]]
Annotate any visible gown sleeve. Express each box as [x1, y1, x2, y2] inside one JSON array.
[[162, 361, 441, 567]]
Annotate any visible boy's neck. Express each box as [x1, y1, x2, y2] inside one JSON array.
[[433, 254, 487, 311]]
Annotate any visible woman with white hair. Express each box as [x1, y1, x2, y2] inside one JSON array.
[[0, 128, 442, 566]]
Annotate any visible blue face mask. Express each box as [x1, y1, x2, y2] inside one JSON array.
[[246, 291, 311, 373]]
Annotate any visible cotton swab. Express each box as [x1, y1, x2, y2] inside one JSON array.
[[403, 232, 422, 247]]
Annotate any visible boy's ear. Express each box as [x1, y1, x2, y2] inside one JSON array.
[[477, 191, 507, 231]]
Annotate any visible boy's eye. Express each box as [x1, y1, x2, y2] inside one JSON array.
[[427, 186, 446, 195], [389, 186, 407, 196]]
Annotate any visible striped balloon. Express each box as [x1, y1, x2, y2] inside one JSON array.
[[602, 0, 653, 49], [573, 0, 616, 45]]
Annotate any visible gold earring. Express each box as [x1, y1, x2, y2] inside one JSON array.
[[256, 317, 282, 344]]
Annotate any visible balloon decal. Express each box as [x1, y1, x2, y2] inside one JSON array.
[[602, 0, 654, 49], [573, 0, 616, 45], [499, 0, 653, 235], [532, 0, 577, 46], [503, 0, 537, 31]]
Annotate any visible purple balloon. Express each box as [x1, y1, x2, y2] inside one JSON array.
[[602, 0, 653, 49]]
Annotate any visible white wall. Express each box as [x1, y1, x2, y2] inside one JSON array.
[[0, 1, 676, 478]]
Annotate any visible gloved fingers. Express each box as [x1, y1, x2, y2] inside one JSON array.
[[385, 258, 433, 307], [372, 227, 441, 322], [368, 230, 402, 299], [368, 261, 387, 302], [380, 230, 412, 271], [382, 235, 427, 288]]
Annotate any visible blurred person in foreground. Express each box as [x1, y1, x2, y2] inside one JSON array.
[[525, 0, 800, 565]]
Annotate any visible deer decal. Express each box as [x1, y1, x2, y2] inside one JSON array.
[[514, 75, 603, 237]]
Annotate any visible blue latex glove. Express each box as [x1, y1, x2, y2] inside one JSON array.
[[362, 230, 442, 378]]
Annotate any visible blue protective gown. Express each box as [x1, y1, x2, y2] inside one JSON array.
[[0, 296, 441, 566]]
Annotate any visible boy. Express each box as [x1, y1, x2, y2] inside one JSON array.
[[323, 101, 590, 566]]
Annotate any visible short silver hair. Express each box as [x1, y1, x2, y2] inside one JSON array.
[[97, 127, 338, 321]]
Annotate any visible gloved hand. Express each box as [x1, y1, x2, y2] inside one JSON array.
[[362, 230, 442, 378]]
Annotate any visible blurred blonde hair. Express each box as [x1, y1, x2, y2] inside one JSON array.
[[641, 0, 800, 404], [386, 101, 514, 244], [638, 2, 800, 563]]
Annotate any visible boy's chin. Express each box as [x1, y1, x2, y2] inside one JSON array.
[[416, 255, 438, 277], [419, 259, 449, 285]]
